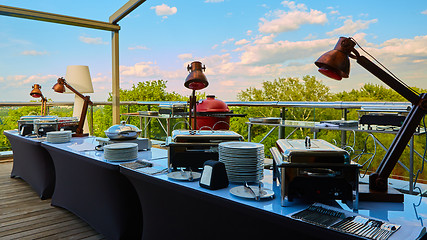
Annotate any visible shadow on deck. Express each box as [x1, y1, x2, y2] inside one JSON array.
[[0, 160, 105, 240]]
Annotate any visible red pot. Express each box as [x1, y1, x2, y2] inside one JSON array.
[[196, 95, 230, 130]]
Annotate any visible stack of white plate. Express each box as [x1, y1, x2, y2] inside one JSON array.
[[46, 131, 72, 143], [104, 143, 138, 162], [218, 141, 264, 183]]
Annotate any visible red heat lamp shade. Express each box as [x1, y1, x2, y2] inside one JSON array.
[[318, 67, 343, 80], [52, 78, 66, 93], [185, 61, 208, 90], [188, 82, 207, 90], [315, 37, 356, 81], [30, 84, 43, 98]]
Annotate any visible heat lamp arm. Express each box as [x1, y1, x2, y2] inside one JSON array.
[[75, 95, 92, 135], [355, 55, 419, 105], [354, 54, 427, 191], [63, 82, 86, 100], [370, 95, 427, 190]]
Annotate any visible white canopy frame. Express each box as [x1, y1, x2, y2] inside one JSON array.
[[0, 0, 146, 124]]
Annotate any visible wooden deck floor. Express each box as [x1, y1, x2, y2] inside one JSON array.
[[0, 160, 105, 240]]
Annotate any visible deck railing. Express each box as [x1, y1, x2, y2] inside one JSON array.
[[1, 100, 425, 195]]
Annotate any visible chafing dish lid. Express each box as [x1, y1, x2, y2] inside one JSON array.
[[159, 103, 187, 108], [19, 115, 58, 121], [172, 130, 243, 143], [276, 139, 349, 164], [105, 121, 141, 135]]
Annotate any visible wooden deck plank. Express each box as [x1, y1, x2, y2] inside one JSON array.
[[0, 161, 104, 239]]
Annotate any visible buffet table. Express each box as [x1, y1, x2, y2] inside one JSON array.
[[9, 132, 422, 240], [120, 158, 427, 240], [4, 130, 55, 199], [41, 137, 166, 240]]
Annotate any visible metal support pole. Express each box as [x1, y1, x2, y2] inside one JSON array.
[[90, 104, 93, 136], [341, 108, 348, 148], [278, 107, 286, 139], [409, 136, 414, 194], [112, 30, 120, 125], [248, 123, 252, 142]]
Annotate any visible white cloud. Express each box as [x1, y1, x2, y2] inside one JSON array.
[[7, 75, 26, 81], [253, 34, 275, 44], [376, 35, 427, 63], [327, 19, 378, 36], [21, 50, 48, 56], [259, 3, 327, 33], [281, 1, 307, 11], [222, 38, 235, 45], [120, 61, 161, 78], [92, 73, 109, 83], [178, 53, 193, 60], [304, 34, 317, 40], [235, 39, 250, 45], [79, 36, 108, 45], [6, 74, 57, 87], [422, 9, 427, 14], [150, 4, 177, 17], [128, 45, 149, 50], [239, 38, 335, 65], [220, 80, 235, 86]]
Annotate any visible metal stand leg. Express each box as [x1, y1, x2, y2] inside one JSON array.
[[248, 123, 252, 142]]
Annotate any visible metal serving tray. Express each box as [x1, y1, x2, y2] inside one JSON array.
[[249, 117, 281, 124], [275, 138, 350, 165], [172, 130, 243, 143]]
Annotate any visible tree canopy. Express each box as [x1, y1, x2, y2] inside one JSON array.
[[0, 77, 425, 181]]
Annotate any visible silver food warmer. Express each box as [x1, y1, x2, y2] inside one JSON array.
[[98, 121, 151, 151], [18, 115, 58, 136], [167, 130, 243, 171], [270, 138, 361, 209]]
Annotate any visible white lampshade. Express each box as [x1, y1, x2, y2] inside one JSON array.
[[65, 65, 94, 93]]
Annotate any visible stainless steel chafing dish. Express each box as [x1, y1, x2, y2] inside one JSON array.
[[167, 130, 243, 170], [18, 115, 59, 136], [270, 138, 361, 209], [171, 130, 243, 143], [159, 103, 187, 116], [104, 121, 142, 140], [57, 117, 79, 132]]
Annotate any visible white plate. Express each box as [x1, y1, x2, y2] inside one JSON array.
[[104, 143, 138, 150], [47, 130, 72, 136], [167, 171, 201, 181], [229, 185, 274, 200], [104, 143, 138, 161], [219, 141, 264, 150]]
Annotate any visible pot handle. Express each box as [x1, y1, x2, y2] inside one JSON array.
[[212, 120, 230, 130], [305, 136, 311, 149], [118, 130, 133, 136], [302, 168, 336, 177], [198, 125, 214, 132], [172, 120, 191, 131]]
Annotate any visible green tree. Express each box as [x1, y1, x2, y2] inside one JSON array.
[[232, 76, 333, 152], [93, 80, 201, 139], [333, 83, 427, 180]]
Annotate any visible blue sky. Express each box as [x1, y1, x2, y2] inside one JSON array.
[[1, 0, 427, 102]]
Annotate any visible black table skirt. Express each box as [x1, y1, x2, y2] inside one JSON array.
[[121, 167, 360, 240], [4, 131, 55, 199], [44, 145, 142, 240]]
